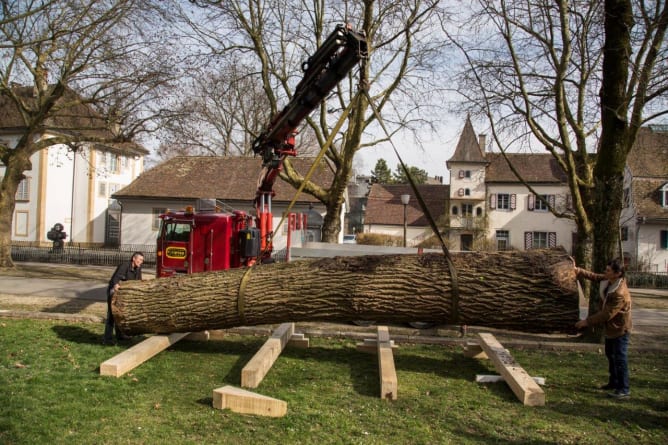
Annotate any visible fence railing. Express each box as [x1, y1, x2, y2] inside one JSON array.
[[625, 271, 668, 289], [11, 243, 157, 268]]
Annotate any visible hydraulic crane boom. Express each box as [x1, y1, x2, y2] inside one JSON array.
[[252, 24, 367, 256]]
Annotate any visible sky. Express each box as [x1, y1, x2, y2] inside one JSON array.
[[353, 113, 470, 184]]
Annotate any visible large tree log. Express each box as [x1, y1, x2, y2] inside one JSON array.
[[113, 249, 579, 335]]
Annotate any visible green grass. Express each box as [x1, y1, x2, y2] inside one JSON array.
[[1, 319, 666, 445]]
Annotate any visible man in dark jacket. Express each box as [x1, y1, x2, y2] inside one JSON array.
[[103, 251, 144, 345]]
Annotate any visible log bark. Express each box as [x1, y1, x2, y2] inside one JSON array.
[[113, 249, 579, 335]]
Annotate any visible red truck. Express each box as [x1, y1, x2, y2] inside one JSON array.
[[155, 24, 367, 278]]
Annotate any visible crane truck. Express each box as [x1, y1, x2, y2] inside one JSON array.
[[156, 24, 368, 278]]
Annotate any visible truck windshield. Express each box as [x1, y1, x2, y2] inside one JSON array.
[[163, 222, 191, 242]]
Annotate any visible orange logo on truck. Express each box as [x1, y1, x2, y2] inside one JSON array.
[[165, 246, 187, 259]]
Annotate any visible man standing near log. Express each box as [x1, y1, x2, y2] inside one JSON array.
[[103, 252, 144, 345], [574, 259, 632, 399]]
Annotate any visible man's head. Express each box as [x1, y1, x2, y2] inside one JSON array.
[[604, 258, 625, 281], [131, 252, 144, 269]]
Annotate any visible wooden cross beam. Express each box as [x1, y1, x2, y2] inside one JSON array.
[[100, 333, 189, 377], [241, 323, 295, 388], [477, 333, 545, 406]]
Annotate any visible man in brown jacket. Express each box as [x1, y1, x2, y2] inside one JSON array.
[[574, 258, 632, 399]]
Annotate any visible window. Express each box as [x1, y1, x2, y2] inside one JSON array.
[[661, 230, 668, 249], [491, 193, 516, 210], [98, 182, 107, 197], [621, 226, 629, 241], [152, 208, 167, 231], [15, 178, 30, 201], [462, 204, 473, 215], [528, 194, 555, 211], [524, 231, 557, 249], [464, 188, 471, 196], [163, 222, 191, 241], [476, 207, 483, 216], [458, 170, 471, 179], [109, 153, 120, 173], [661, 184, 668, 208], [452, 206, 458, 216], [496, 230, 509, 250]]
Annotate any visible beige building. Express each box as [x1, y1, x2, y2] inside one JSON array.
[[0, 86, 147, 245]]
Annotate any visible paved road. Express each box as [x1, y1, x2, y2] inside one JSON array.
[[0, 275, 107, 301]]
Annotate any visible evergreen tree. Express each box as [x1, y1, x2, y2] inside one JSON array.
[[371, 159, 392, 183]]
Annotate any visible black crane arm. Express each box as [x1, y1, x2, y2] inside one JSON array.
[[252, 24, 368, 198]]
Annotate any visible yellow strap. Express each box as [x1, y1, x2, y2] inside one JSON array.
[[238, 266, 254, 324]]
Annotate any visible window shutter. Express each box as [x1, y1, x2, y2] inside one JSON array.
[[528, 194, 535, 211], [459, 170, 465, 179], [489, 194, 496, 209], [458, 188, 464, 196], [510, 194, 517, 210], [524, 232, 533, 249], [549, 232, 557, 248]]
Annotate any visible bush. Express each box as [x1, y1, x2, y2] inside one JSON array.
[[356, 232, 403, 246]]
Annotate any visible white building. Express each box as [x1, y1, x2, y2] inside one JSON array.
[[446, 118, 576, 252], [1, 86, 148, 245], [620, 126, 668, 272], [111, 156, 333, 250]]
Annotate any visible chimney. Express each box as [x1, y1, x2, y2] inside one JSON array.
[[478, 134, 487, 152]]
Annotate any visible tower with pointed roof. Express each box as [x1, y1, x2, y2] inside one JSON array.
[[446, 116, 489, 250]]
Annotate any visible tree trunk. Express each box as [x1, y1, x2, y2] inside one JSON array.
[[113, 249, 579, 335]]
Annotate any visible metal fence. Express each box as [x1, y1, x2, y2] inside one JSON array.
[[626, 271, 668, 289], [11, 243, 157, 268]]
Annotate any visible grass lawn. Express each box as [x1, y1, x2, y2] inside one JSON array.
[[1, 318, 666, 445]]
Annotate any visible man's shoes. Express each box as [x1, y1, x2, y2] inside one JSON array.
[[599, 383, 615, 390], [607, 390, 630, 399]]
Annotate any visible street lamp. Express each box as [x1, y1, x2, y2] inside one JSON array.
[[401, 194, 410, 247]]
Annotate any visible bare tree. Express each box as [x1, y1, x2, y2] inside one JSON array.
[[155, 64, 272, 160], [0, 0, 178, 268], [443, 0, 667, 336], [171, 0, 445, 241]]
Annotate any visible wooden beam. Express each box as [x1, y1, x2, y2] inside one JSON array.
[[288, 333, 310, 349], [477, 333, 545, 406], [100, 333, 189, 377], [212, 385, 287, 417], [476, 374, 545, 385], [463, 341, 488, 359], [356, 337, 398, 354], [377, 326, 398, 400], [241, 323, 294, 388]]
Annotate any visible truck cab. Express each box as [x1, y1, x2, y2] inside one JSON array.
[[156, 206, 259, 277]]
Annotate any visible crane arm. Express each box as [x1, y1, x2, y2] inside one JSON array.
[[252, 24, 367, 255]]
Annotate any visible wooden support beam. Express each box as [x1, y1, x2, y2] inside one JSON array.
[[477, 333, 545, 406], [241, 323, 294, 388], [288, 333, 310, 349], [476, 374, 545, 385], [212, 385, 287, 417], [377, 326, 398, 400], [463, 341, 488, 359], [100, 333, 189, 377], [356, 337, 398, 354]]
